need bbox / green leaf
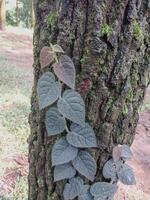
[121,144,132,161]
[118,164,136,185]
[113,145,132,162]
[72,150,97,181]
[45,107,66,136]
[102,159,117,180]
[51,44,64,53]
[63,177,84,200]
[90,182,118,199]
[53,55,75,89]
[67,123,97,148]
[79,191,93,200]
[57,90,85,126]
[112,146,122,162]
[37,72,60,109]
[54,163,76,182]
[79,185,93,200]
[52,137,78,166]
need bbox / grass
[115,185,150,200]
[0,58,32,154]
[0,57,32,199]
[141,101,150,111]
[12,177,28,200]
[0,177,28,200]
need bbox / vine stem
[54,53,59,63]
[65,125,71,134]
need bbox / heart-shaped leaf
[102,159,117,180]
[121,144,132,161]
[51,44,64,53]
[72,150,97,181]
[63,177,84,200]
[53,55,75,89]
[112,146,122,162]
[90,182,118,199]
[37,72,60,109]
[80,185,90,194]
[113,145,132,162]
[79,185,93,200]
[79,191,93,200]
[54,163,76,182]
[67,123,97,148]
[40,46,54,68]
[103,159,123,181]
[118,164,136,185]
[52,137,78,166]
[45,107,66,136]
[57,90,85,126]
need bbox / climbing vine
[37,45,136,200]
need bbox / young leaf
[54,163,76,182]
[117,164,136,185]
[113,145,132,162]
[40,46,54,68]
[57,90,85,126]
[121,144,132,161]
[51,44,64,53]
[63,177,84,200]
[53,55,75,89]
[90,182,118,199]
[52,137,78,166]
[37,72,60,109]
[112,146,122,162]
[102,159,117,180]
[72,150,97,181]
[45,107,66,136]
[67,123,97,148]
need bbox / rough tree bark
[29,0,150,199]
[31,0,35,27]
[16,0,19,26]
[0,0,5,30]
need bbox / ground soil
[129,109,150,194]
[0,27,33,69]
[0,27,150,199]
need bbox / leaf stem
[65,125,71,134]
[54,53,59,63]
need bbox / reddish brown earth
[0,28,150,199]
[0,155,28,196]
[129,109,150,194]
[0,28,33,69]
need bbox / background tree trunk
[29,0,150,199]
[0,0,5,30]
[16,0,19,26]
[31,0,35,28]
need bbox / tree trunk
[0,0,5,30]
[31,0,35,28]
[16,0,19,26]
[29,0,150,199]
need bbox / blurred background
[5,0,34,29]
[0,0,150,199]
